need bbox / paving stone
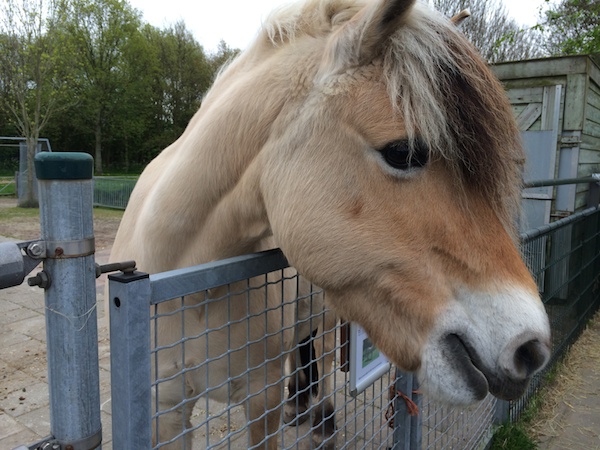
[0,306,41,327]
[0,411,28,440]
[0,426,42,449]
[0,368,39,402]
[0,330,32,348]
[16,405,50,437]
[0,381,49,417]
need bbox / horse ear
[320,0,416,77]
[450,9,470,26]
[357,0,417,62]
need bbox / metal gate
[109,251,400,449]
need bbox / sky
[127,0,549,54]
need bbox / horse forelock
[382,4,523,236]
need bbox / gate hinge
[560,135,581,147]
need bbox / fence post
[34,152,102,449]
[587,176,600,208]
[108,270,152,449]
[494,399,510,426]
[409,376,422,449]
[392,369,419,449]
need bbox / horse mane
[254,0,524,236]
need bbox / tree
[0,0,71,206]
[57,0,142,174]
[431,0,545,63]
[208,40,241,75]
[137,22,216,161]
[541,0,600,55]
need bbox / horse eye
[380,139,428,171]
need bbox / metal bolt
[27,242,44,258]
[27,271,51,289]
[54,247,64,257]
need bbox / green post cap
[35,152,94,180]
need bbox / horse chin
[416,334,489,405]
[441,334,536,402]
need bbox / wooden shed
[492,55,600,229]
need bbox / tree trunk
[94,118,103,175]
[18,137,39,208]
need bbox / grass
[0,203,40,220]
[0,177,16,196]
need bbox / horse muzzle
[441,331,550,401]
[418,286,551,404]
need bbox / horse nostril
[513,339,549,377]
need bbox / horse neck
[134,62,294,268]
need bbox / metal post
[494,399,510,425]
[108,270,152,449]
[392,369,413,450]
[409,376,422,449]
[34,152,102,449]
[587,176,600,208]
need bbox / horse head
[114,0,550,407]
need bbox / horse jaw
[417,286,551,404]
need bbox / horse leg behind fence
[150,277,296,450]
[283,284,337,448]
[311,309,337,447]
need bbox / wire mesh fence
[144,263,398,449]
[108,205,600,449]
[93,176,137,209]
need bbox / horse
[109,0,552,448]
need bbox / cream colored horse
[110,0,551,448]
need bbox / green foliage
[31,0,236,175]
[54,0,145,174]
[542,0,600,55]
[0,0,73,205]
[1,0,239,174]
